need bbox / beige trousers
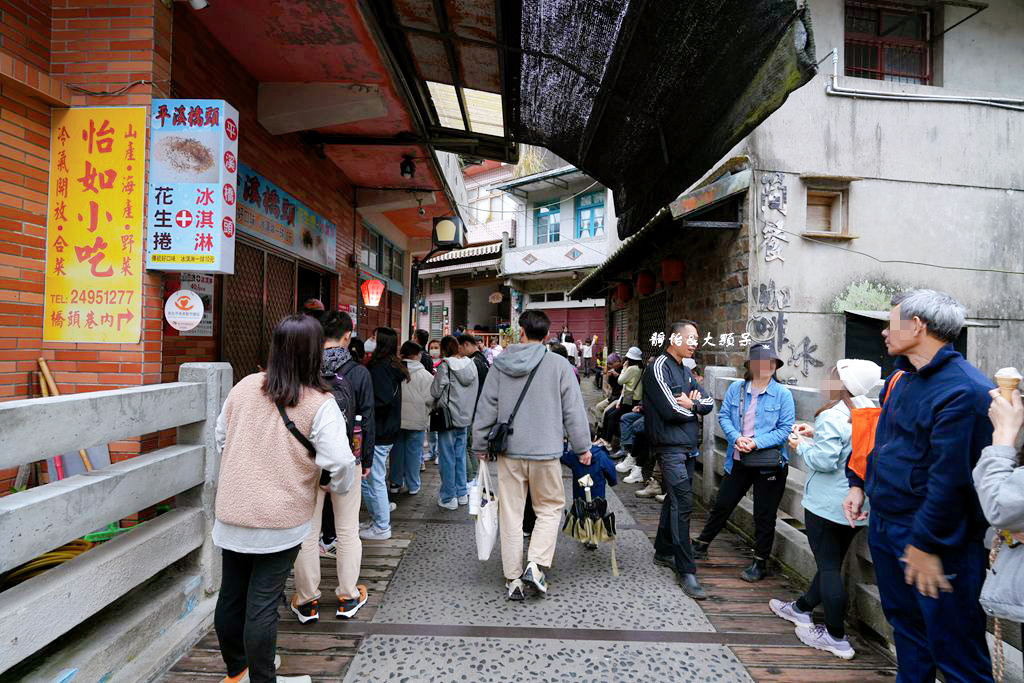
[496,457,565,580]
[293,482,361,604]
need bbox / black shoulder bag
[735,382,785,469]
[485,351,545,461]
[278,403,331,486]
[429,363,454,432]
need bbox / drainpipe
[825,47,1024,111]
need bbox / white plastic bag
[474,465,499,561]
[468,467,484,516]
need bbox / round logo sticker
[175,209,193,228]
[223,183,236,206]
[222,216,235,238]
[225,118,237,141]
[224,150,236,173]
[164,289,204,332]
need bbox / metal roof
[492,166,583,194]
[422,242,501,264]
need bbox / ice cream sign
[145,99,239,274]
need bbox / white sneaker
[636,479,662,497]
[389,501,397,512]
[654,493,666,503]
[277,677,312,683]
[796,624,856,659]
[359,520,373,530]
[623,465,644,484]
[359,525,392,541]
[615,454,636,473]
[769,599,813,628]
[457,495,469,506]
[438,497,458,510]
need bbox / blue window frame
[575,190,605,239]
[534,198,560,244]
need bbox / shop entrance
[221,241,333,382]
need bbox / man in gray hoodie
[473,309,591,601]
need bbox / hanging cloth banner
[44,107,147,343]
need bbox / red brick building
[0,0,470,492]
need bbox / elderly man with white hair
[844,289,995,682]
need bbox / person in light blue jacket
[692,344,795,582]
[769,359,881,661]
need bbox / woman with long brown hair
[213,314,356,683]
[769,359,880,660]
[361,327,408,540]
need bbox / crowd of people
[209,289,1022,683]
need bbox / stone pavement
[166,371,899,682]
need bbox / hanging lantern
[661,257,684,284]
[615,281,632,303]
[360,279,386,307]
[488,291,503,304]
[637,269,656,296]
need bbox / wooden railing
[0,362,231,681]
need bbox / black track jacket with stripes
[641,352,713,453]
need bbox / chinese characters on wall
[146,99,239,274]
[44,108,146,343]
[759,172,789,263]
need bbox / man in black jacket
[643,320,713,600]
[415,329,435,375]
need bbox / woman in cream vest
[213,314,356,683]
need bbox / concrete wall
[727,0,1024,385]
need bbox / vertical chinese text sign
[44,107,147,343]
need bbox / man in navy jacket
[845,289,993,683]
[644,320,713,600]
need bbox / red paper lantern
[615,281,632,303]
[360,279,386,307]
[661,257,684,284]
[637,270,656,296]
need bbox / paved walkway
[165,373,899,681]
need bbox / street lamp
[409,215,466,334]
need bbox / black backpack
[328,362,357,440]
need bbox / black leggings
[796,510,861,638]
[697,462,788,559]
[601,403,629,442]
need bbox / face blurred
[883,304,921,356]
[751,358,776,379]
[821,374,845,400]
[461,342,476,356]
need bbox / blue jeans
[620,412,644,449]
[437,428,468,504]
[361,444,392,530]
[869,514,992,683]
[425,431,438,461]
[392,429,424,493]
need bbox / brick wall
[606,202,752,374]
[0,1,50,73]
[0,0,171,494]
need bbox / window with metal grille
[611,308,628,355]
[638,292,667,359]
[845,3,931,85]
[429,302,444,340]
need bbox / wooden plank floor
[615,478,899,680]
[165,402,898,683]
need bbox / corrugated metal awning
[419,258,501,277]
[422,242,501,264]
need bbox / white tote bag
[474,465,499,561]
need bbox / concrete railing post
[177,362,233,595]
[701,366,737,505]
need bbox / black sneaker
[336,585,368,619]
[290,598,319,624]
[521,561,548,594]
[506,578,526,601]
[653,553,675,569]
[691,539,709,560]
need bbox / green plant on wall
[831,280,903,313]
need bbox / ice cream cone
[994,367,1022,401]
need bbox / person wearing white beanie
[768,358,881,661]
